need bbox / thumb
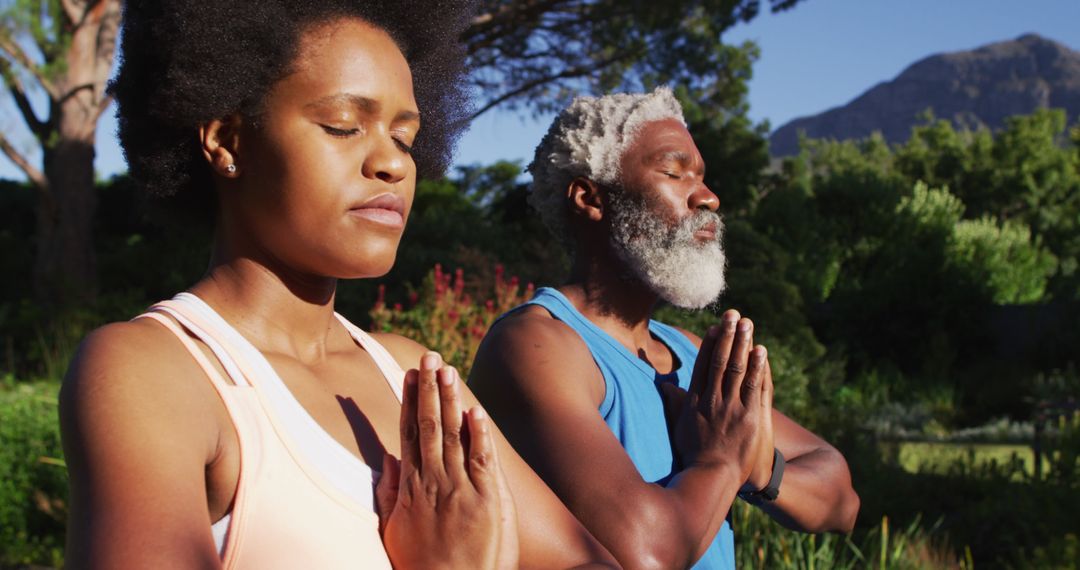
[375,453,401,536]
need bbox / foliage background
[1,1,1079,567]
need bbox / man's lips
[349,193,405,228]
[694,221,718,240]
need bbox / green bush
[0,379,66,567]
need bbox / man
[470,88,859,570]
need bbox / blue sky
[2,0,1079,181]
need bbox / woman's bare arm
[61,320,225,569]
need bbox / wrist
[739,448,785,505]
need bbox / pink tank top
[136,292,401,569]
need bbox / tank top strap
[135,311,242,392]
[333,314,404,402]
[149,299,255,388]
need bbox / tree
[1,0,802,310]
[463,0,804,118]
[0,0,120,306]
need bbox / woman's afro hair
[111,0,474,212]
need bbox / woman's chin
[336,256,397,280]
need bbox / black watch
[739,448,785,505]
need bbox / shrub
[0,379,66,567]
[369,264,533,377]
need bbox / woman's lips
[349,193,405,229]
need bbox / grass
[891,442,1049,480]
[732,502,971,570]
[0,380,66,568]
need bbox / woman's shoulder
[367,331,426,371]
[67,317,189,386]
[61,317,222,449]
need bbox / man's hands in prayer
[661,310,774,488]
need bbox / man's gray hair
[527,87,685,250]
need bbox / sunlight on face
[222,18,420,280]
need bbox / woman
[59,1,615,568]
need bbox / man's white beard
[608,191,727,309]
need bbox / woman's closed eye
[320,123,413,155]
[321,124,362,138]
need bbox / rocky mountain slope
[769,34,1080,156]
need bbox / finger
[688,324,720,399]
[702,310,740,409]
[761,356,776,445]
[762,354,774,410]
[740,345,767,410]
[466,405,498,495]
[398,369,421,479]
[374,454,401,536]
[417,351,445,478]
[719,317,754,405]
[439,365,468,484]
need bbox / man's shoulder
[472,304,602,400]
[487,304,587,352]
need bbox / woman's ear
[199,115,244,178]
[566,177,606,222]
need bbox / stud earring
[226,164,236,174]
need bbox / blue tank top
[516,287,735,570]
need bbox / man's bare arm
[470,310,764,570]
[753,409,860,532]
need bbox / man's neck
[560,251,665,360]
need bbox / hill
[769,34,1080,156]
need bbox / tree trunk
[30,0,120,308]
[35,137,97,305]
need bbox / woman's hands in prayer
[377,352,518,570]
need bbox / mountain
[769,34,1080,156]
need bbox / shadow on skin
[336,395,388,467]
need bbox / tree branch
[0,34,58,99]
[60,0,89,27]
[92,92,113,124]
[470,50,637,120]
[464,0,576,55]
[0,58,49,140]
[0,130,48,192]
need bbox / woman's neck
[189,246,341,365]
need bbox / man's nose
[689,184,719,212]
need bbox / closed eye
[663,171,681,179]
[321,124,360,138]
[394,138,413,154]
